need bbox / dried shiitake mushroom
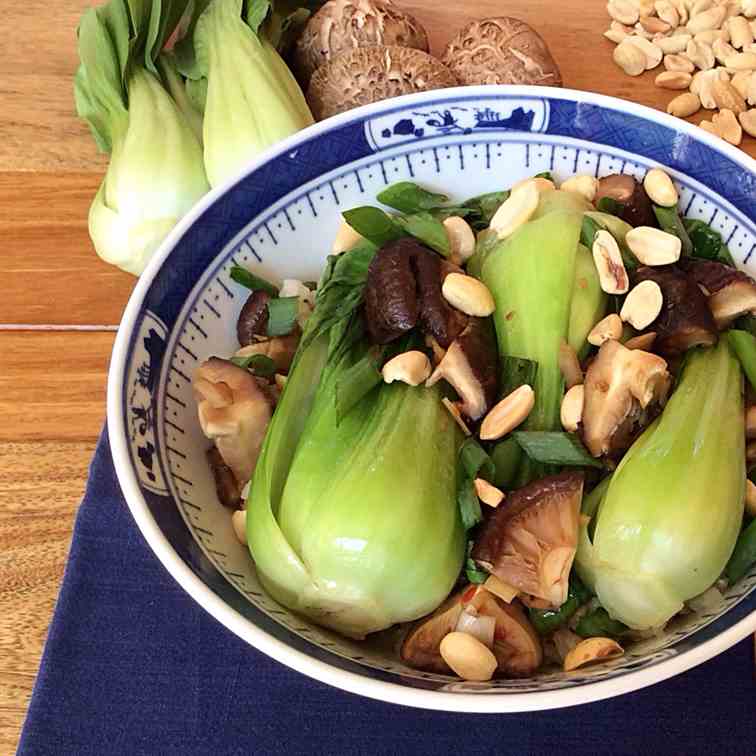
[293,0,429,85]
[307,45,458,120]
[441,17,562,87]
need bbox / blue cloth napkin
[18,430,756,756]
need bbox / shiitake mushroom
[441,17,562,87]
[294,0,430,86]
[306,46,458,120]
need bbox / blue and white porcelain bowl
[108,86,756,712]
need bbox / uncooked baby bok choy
[176,0,315,188]
[246,242,466,638]
[75,0,210,274]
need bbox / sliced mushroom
[426,317,498,420]
[632,266,718,355]
[237,290,271,347]
[194,358,273,494]
[206,445,241,509]
[400,585,542,677]
[679,258,756,328]
[234,332,300,373]
[582,340,670,457]
[595,174,657,229]
[472,591,542,677]
[400,591,465,673]
[472,471,584,608]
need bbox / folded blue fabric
[18,429,755,756]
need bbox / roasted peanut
[560,384,585,432]
[588,313,624,346]
[664,53,696,71]
[613,39,649,74]
[667,91,702,116]
[620,280,664,329]
[443,216,476,264]
[592,230,630,294]
[739,107,756,136]
[643,168,679,206]
[560,174,600,202]
[564,637,624,672]
[442,273,496,317]
[655,70,693,87]
[232,509,247,545]
[713,107,744,143]
[626,226,682,265]
[474,478,505,507]
[382,351,432,386]
[490,179,539,239]
[479,385,535,441]
[440,632,498,682]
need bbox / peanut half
[442,273,496,317]
[382,351,432,386]
[560,174,600,202]
[474,478,505,508]
[655,70,693,88]
[620,280,664,330]
[667,91,701,116]
[626,226,682,265]
[479,385,535,441]
[643,168,679,206]
[592,230,630,294]
[739,108,756,136]
[560,384,585,432]
[588,313,624,346]
[443,216,476,264]
[490,179,539,239]
[440,632,498,682]
[664,53,695,72]
[613,39,649,74]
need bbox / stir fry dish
[193,168,756,681]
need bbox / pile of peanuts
[605,0,756,145]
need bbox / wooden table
[1,1,754,750]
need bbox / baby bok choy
[479,189,589,481]
[246,245,466,638]
[75,0,210,274]
[576,341,745,630]
[178,0,315,188]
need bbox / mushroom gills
[581,340,671,457]
[472,471,584,608]
[193,358,274,495]
[426,317,498,420]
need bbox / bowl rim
[107,84,756,712]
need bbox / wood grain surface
[1,1,754,751]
